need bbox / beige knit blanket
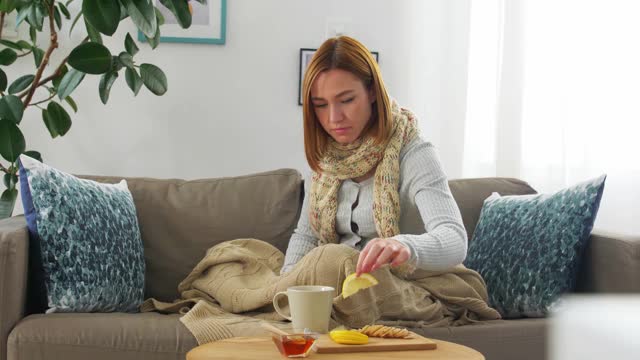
[141,239,501,345]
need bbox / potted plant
[0,0,204,218]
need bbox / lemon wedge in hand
[341,273,379,299]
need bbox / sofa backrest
[448,177,537,242]
[84,169,303,302]
[86,171,536,302]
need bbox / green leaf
[119,2,128,20]
[125,67,142,95]
[125,33,139,56]
[53,6,62,30]
[121,0,157,38]
[144,23,160,50]
[3,173,18,189]
[52,65,69,89]
[16,40,32,50]
[23,150,42,162]
[159,0,192,28]
[35,3,45,30]
[0,189,17,202]
[118,52,134,68]
[83,0,121,36]
[27,3,44,31]
[154,6,165,26]
[69,10,83,36]
[111,55,123,72]
[58,2,71,19]
[42,102,72,138]
[0,95,25,124]
[140,63,167,95]
[0,69,6,92]
[57,68,85,100]
[0,0,18,12]
[64,95,78,113]
[68,42,112,74]
[29,26,37,43]
[41,109,52,136]
[0,189,18,220]
[85,17,103,44]
[0,39,22,51]
[99,71,118,104]
[27,5,38,29]
[32,47,45,67]
[0,119,26,162]
[0,48,18,66]
[8,74,35,94]
[16,5,31,28]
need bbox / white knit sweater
[281,137,468,274]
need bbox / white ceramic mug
[273,285,334,333]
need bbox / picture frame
[298,48,379,106]
[138,0,227,45]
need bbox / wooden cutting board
[314,332,437,353]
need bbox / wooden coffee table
[186,336,484,359]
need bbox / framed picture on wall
[138,0,227,45]
[298,48,379,106]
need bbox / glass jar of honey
[271,333,318,358]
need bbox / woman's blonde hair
[302,36,393,173]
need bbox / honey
[272,334,317,358]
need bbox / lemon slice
[341,273,379,299]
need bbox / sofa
[1,168,638,360]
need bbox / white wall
[4,0,472,208]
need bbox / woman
[142,37,498,334]
[281,36,468,278]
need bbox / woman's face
[310,69,375,145]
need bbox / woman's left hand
[356,238,411,276]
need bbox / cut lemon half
[341,273,379,299]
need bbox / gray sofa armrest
[0,216,28,360]
[576,229,640,293]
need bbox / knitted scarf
[310,100,419,245]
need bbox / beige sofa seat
[8,313,196,360]
[9,315,547,360]
[418,318,546,360]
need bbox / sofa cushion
[7,313,197,360]
[83,169,303,302]
[448,177,537,242]
[465,175,606,318]
[18,155,145,313]
[417,318,547,360]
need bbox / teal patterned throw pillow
[18,155,145,313]
[465,175,606,318]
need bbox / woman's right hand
[355,237,411,276]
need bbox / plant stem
[17,49,35,58]
[18,55,66,99]
[23,3,59,107]
[18,36,89,100]
[29,92,56,107]
[0,162,8,174]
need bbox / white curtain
[463,0,640,235]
